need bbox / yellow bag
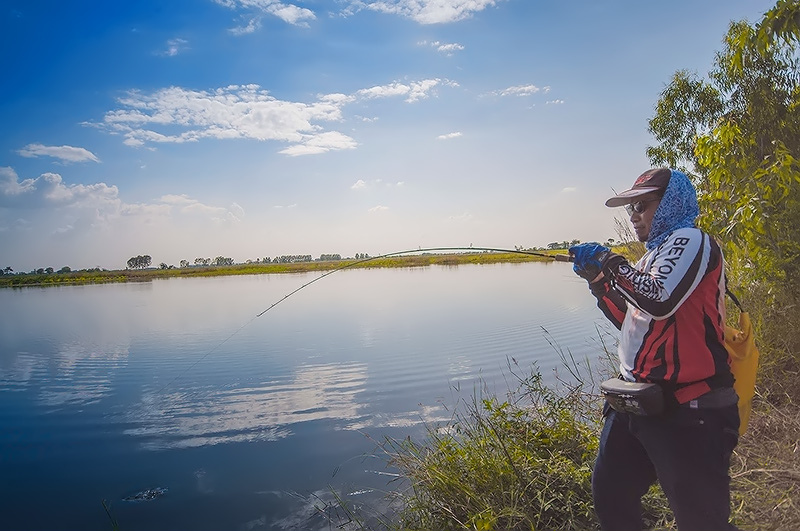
[724,290,759,436]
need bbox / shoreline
[0,251,560,289]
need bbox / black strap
[725,287,744,312]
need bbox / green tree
[647,4,800,295]
[127,255,152,269]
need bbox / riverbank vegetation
[0,249,561,288]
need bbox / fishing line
[154,246,572,396]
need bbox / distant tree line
[0,265,93,276]
[5,242,622,276]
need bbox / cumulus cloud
[351,179,367,189]
[437,132,462,140]
[546,99,565,105]
[437,42,464,54]
[355,0,503,24]
[214,0,316,27]
[0,168,117,210]
[493,84,550,97]
[357,79,447,103]
[0,167,242,236]
[94,80,448,155]
[419,40,464,55]
[17,143,100,163]
[278,131,358,156]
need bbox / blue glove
[569,242,610,281]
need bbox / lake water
[0,262,613,530]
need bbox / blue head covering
[646,169,699,250]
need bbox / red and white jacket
[590,228,734,404]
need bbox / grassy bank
[0,250,557,288]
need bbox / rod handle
[553,254,574,262]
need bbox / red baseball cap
[605,168,671,207]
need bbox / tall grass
[366,352,675,531]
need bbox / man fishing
[569,168,740,530]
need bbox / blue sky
[0,0,774,271]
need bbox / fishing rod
[255,246,572,318]
[156,246,572,393]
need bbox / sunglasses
[624,200,658,216]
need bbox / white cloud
[230,202,245,219]
[159,194,197,206]
[351,178,399,189]
[95,80,448,155]
[1,169,118,210]
[229,16,262,35]
[214,0,316,27]
[160,38,189,56]
[437,131,462,140]
[356,0,503,24]
[0,168,241,234]
[368,205,388,212]
[279,130,358,156]
[1,167,36,196]
[437,42,464,54]
[17,143,100,163]
[420,40,464,55]
[546,99,565,105]
[561,187,576,193]
[357,78,445,103]
[493,84,550,97]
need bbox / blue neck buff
[646,170,699,250]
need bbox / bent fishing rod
[156,246,573,393]
[256,246,572,317]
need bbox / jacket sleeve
[605,229,711,319]
[588,277,627,330]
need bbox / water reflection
[0,352,39,391]
[0,340,129,407]
[125,362,370,450]
[40,341,129,407]
[0,263,607,531]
